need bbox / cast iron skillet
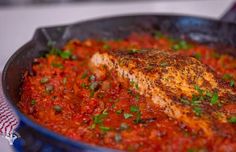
[2,7,236,152]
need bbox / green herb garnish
[228,116,236,124]
[193,107,202,116]
[124,113,133,119]
[116,109,123,114]
[99,126,111,132]
[230,80,235,87]
[81,72,88,79]
[51,62,64,69]
[89,75,96,81]
[223,74,233,80]
[60,50,72,59]
[31,99,36,105]
[194,53,202,60]
[133,111,142,124]
[128,49,139,54]
[160,62,168,67]
[154,31,164,38]
[130,105,139,113]
[103,44,111,50]
[210,92,219,105]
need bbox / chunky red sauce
[19,33,236,151]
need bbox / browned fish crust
[91,48,236,136]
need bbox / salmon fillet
[90,48,236,136]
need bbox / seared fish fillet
[91,49,236,136]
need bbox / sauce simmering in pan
[19,32,236,151]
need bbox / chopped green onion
[124,113,133,119]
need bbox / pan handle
[221,2,236,23]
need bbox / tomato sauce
[19,33,236,151]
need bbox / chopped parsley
[193,107,202,116]
[230,80,235,87]
[172,40,192,51]
[31,99,36,105]
[228,116,236,124]
[128,49,139,54]
[154,31,164,38]
[160,62,168,67]
[133,111,142,124]
[210,92,219,105]
[130,105,139,113]
[60,50,72,59]
[124,113,133,119]
[99,126,111,132]
[116,109,123,114]
[51,62,64,69]
[223,74,233,80]
[194,53,202,60]
[93,110,108,124]
[103,44,111,50]
[81,71,88,79]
